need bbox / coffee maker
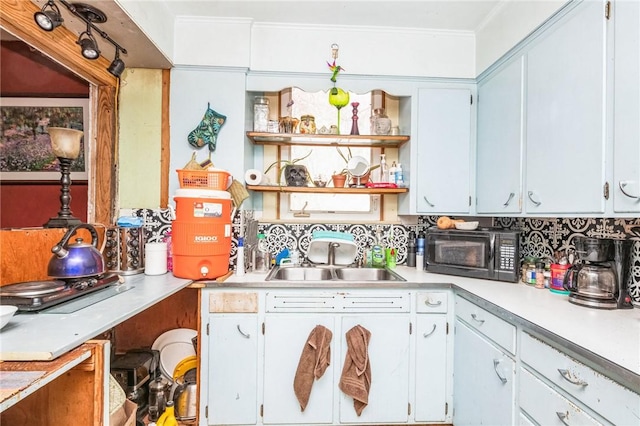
[563,237,634,309]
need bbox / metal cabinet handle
[493,359,508,384]
[470,313,485,325]
[423,324,437,338]
[503,192,515,207]
[423,196,435,207]
[527,191,541,206]
[557,369,588,387]
[424,298,442,307]
[556,411,570,426]
[619,181,640,199]
[237,324,251,339]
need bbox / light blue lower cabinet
[453,319,516,426]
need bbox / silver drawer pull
[237,324,251,339]
[503,192,515,207]
[493,359,508,384]
[556,411,570,426]
[423,324,437,338]
[424,299,442,307]
[470,313,485,325]
[557,369,588,387]
[527,191,542,206]
[423,196,435,207]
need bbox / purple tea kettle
[48,223,106,279]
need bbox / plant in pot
[335,147,379,187]
[264,150,313,187]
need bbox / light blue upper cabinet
[613,0,640,213]
[524,1,607,214]
[525,0,607,214]
[476,58,524,214]
[416,88,472,214]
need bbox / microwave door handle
[489,234,496,261]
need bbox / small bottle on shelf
[395,163,404,187]
[379,154,388,183]
[388,161,397,184]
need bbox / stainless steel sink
[334,267,405,281]
[269,267,333,281]
[265,266,405,282]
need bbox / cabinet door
[263,315,336,424]
[208,315,258,425]
[453,320,515,426]
[338,315,411,424]
[416,88,472,214]
[613,0,640,212]
[525,1,607,214]
[415,314,448,422]
[476,58,523,214]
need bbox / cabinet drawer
[266,292,411,312]
[209,292,258,313]
[266,292,339,312]
[455,295,516,354]
[416,292,448,313]
[520,368,601,426]
[521,332,640,425]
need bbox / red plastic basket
[177,169,230,190]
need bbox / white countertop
[1,266,638,389]
[0,273,192,361]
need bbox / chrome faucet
[327,242,340,265]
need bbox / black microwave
[425,228,521,282]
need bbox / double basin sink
[265,265,406,282]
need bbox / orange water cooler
[172,188,232,280]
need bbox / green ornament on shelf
[328,88,350,134]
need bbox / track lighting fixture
[107,48,125,78]
[33,0,127,77]
[34,0,64,32]
[77,26,100,60]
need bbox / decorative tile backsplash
[131,209,640,305]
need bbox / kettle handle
[563,263,582,292]
[53,223,99,253]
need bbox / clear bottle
[379,154,388,183]
[388,161,397,184]
[395,163,404,187]
[535,261,546,289]
[254,234,271,272]
[253,96,269,132]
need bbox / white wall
[475,0,567,74]
[173,18,476,78]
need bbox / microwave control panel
[498,237,517,271]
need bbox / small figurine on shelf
[350,102,360,135]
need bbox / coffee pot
[563,237,633,309]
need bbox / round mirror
[346,155,370,188]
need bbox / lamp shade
[48,127,83,159]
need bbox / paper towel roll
[245,169,268,185]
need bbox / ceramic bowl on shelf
[455,221,479,230]
[0,305,18,330]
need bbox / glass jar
[522,256,538,285]
[299,115,316,134]
[372,108,392,135]
[253,96,269,132]
[535,261,546,289]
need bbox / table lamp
[43,127,84,228]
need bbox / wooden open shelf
[247,185,408,194]
[246,132,410,148]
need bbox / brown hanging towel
[339,324,372,416]
[293,324,333,411]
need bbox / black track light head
[34,0,63,32]
[107,49,125,78]
[77,27,100,60]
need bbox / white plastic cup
[145,242,168,275]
